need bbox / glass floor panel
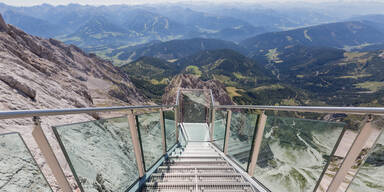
[182,123,210,141]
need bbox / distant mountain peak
[0,14,9,32]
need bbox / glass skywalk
[0,88,383,192]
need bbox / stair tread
[144,140,257,192]
[151,173,243,176]
[166,159,227,162]
[145,182,252,186]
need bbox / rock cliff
[162,74,234,105]
[0,14,146,191]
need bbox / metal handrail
[0,105,175,119]
[214,105,384,114]
[3,104,382,120]
[2,87,383,192]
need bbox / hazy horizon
[0,0,383,6]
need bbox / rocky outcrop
[162,74,234,105]
[0,14,8,32]
[0,14,147,191]
[0,74,36,101]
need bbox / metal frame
[175,106,180,143]
[32,117,73,192]
[128,112,145,177]
[210,108,215,142]
[223,110,232,154]
[345,125,384,192]
[2,88,384,192]
[327,116,379,192]
[313,123,348,192]
[247,112,267,176]
[214,105,384,114]
[160,109,167,154]
[0,105,174,119]
[209,89,215,107]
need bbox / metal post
[223,110,232,154]
[128,112,145,177]
[210,108,216,142]
[209,89,215,127]
[247,112,267,176]
[32,117,73,192]
[160,109,166,154]
[175,106,179,143]
[209,89,215,106]
[327,116,377,192]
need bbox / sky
[0,0,381,6]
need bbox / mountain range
[109,38,246,63]
[1,2,384,108]
[241,21,384,57]
[3,2,378,52]
[116,19,384,107]
[1,3,384,192]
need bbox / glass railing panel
[346,118,384,192]
[252,112,345,192]
[213,109,227,151]
[317,114,368,192]
[227,110,258,169]
[136,112,163,171]
[347,131,384,192]
[181,90,210,123]
[179,127,187,147]
[0,132,52,192]
[164,110,177,151]
[53,116,138,192]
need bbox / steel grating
[142,142,257,192]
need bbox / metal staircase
[1,88,383,192]
[142,142,257,192]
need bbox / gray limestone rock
[0,133,51,192]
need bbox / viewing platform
[0,89,383,192]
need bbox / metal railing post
[160,109,166,154]
[327,116,377,192]
[247,111,267,176]
[175,106,179,143]
[210,108,215,142]
[31,116,73,192]
[128,112,145,177]
[209,89,215,107]
[223,110,232,154]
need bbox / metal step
[179,153,220,157]
[156,166,236,174]
[182,149,216,153]
[149,173,244,182]
[163,160,228,166]
[143,140,258,192]
[170,155,221,158]
[168,156,223,161]
[142,182,255,192]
